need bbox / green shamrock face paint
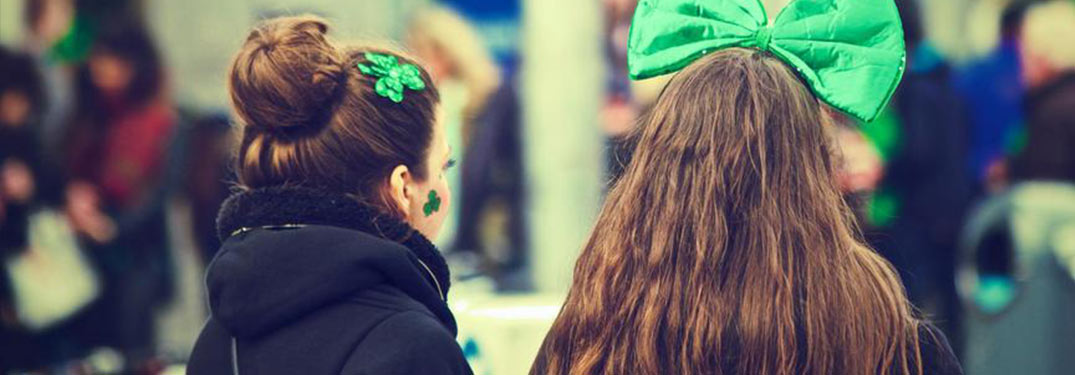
[423,190,442,217]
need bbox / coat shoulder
[918,323,963,375]
[341,309,472,375]
[187,285,455,375]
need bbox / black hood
[207,186,454,338]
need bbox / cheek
[436,175,452,212]
[407,177,451,239]
[413,176,450,219]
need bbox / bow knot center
[754,26,773,51]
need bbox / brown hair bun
[228,15,345,133]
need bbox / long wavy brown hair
[531,48,925,375]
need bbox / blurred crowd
[1,0,1074,374]
[1,1,209,372]
[0,0,531,372]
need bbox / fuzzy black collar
[216,186,451,297]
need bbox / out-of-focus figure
[181,113,232,264]
[0,44,93,374]
[601,0,639,182]
[854,0,973,351]
[1010,0,1075,182]
[956,1,1031,194]
[61,17,179,372]
[21,0,79,164]
[408,6,528,290]
[0,49,49,234]
[960,2,1075,374]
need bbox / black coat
[187,187,472,375]
[1013,71,1075,182]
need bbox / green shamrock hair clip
[357,52,426,103]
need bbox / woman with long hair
[530,0,963,374]
[187,16,471,374]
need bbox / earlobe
[388,165,412,217]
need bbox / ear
[387,164,415,218]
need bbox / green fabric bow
[628,0,906,123]
[357,52,427,103]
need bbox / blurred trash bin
[959,182,1075,375]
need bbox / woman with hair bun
[187,16,471,375]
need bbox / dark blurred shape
[0,48,46,142]
[61,16,180,371]
[0,45,92,374]
[0,51,47,116]
[960,3,1075,374]
[956,0,1033,190]
[455,80,527,284]
[1010,71,1075,181]
[1010,0,1075,182]
[0,45,46,372]
[0,47,47,254]
[893,0,922,52]
[1001,1,1033,40]
[74,20,164,119]
[602,0,640,184]
[862,0,973,354]
[181,112,233,263]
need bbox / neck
[216,185,453,298]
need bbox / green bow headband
[357,52,427,103]
[628,0,906,123]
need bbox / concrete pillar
[0,0,23,46]
[521,0,605,294]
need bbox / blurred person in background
[188,16,471,375]
[1,45,102,374]
[0,48,49,254]
[408,6,528,290]
[858,0,974,350]
[957,3,1075,373]
[21,0,79,165]
[61,17,178,372]
[0,45,71,373]
[1010,0,1075,181]
[181,113,233,264]
[956,0,1033,194]
[22,0,75,58]
[602,0,640,182]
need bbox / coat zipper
[415,258,445,301]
